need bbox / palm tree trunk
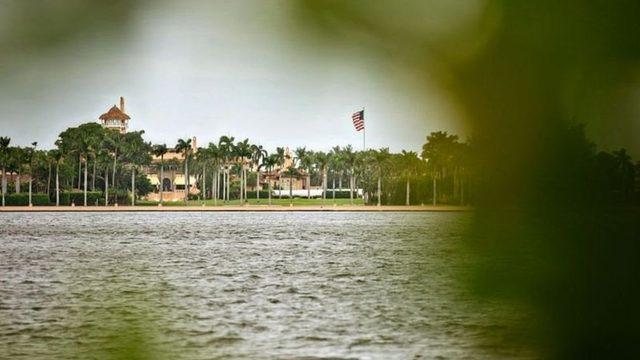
[432,174,437,206]
[332,176,336,201]
[222,170,226,202]
[16,173,20,193]
[131,166,136,206]
[184,159,188,204]
[47,162,52,196]
[202,164,206,202]
[1,167,5,206]
[55,163,59,206]
[160,158,164,204]
[322,170,327,205]
[77,154,81,190]
[226,169,230,202]
[28,165,32,206]
[105,168,109,206]
[377,174,381,207]
[349,173,353,205]
[460,175,465,205]
[339,174,342,191]
[92,156,96,191]
[256,170,261,203]
[289,174,293,205]
[83,159,88,206]
[112,150,117,189]
[268,175,272,205]
[406,178,411,206]
[307,174,311,199]
[212,168,217,206]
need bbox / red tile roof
[99,105,130,121]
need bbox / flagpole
[362,107,366,151]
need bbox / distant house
[98,97,199,201]
[98,97,130,134]
[96,97,317,200]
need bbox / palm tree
[235,139,253,204]
[329,146,343,202]
[422,131,459,205]
[275,147,286,199]
[0,137,10,207]
[195,147,208,202]
[105,131,124,193]
[49,149,63,206]
[251,144,267,203]
[262,154,278,205]
[124,131,151,206]
[341,145,356,205]
[399,150,421,206]
[26,142,37,206]
[207,143,222,206]
[175,138,193,205]
[371,148,390,206]
[295,147,314,199]
[314,151,329,204]
[153,144,169,204]
[218,136,235,203]
[283,166,300,206]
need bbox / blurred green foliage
[294,0,640,357]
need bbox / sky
[0,1,463,154]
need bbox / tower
[99,96,130,134]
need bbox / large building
[98,97,199,201]
[97,97,315,200]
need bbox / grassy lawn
[137,198,365,207]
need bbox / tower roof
[99,105,130,121]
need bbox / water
[0,212,509,359]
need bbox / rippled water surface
[0,212,506,359]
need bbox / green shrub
[60,191,102,206]
[107,189,130,205]
[325,190,356,199]
[4,193,50,206]
[246,190,270,199]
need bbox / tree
[207,142,222,205]
[234,139,253,204]
[25,142,37,206]
[329,146,343,202]
[218,136,235,203]
[153,144,168,204]
[422,131,459,205]
[295,147,314,199]
[283,166,300,206]
[314,151,329,204]
[275,147,286,199]
[251,144,267,203]
[341,145,357,204]
[123,131,151,206]
[0,137,10,206]
[399,150,422,206]
[175,138,193,204]
[262,154,278,205]
[49,149,64,206]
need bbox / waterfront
[0,212,513,359]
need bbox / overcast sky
[0,1,462,153]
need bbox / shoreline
[0,205,471,213]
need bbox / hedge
[2,193,50,206]
[60,191,102,206]
[324,190,356,199]
[246,190,271,199]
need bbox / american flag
[352,110,364,132]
